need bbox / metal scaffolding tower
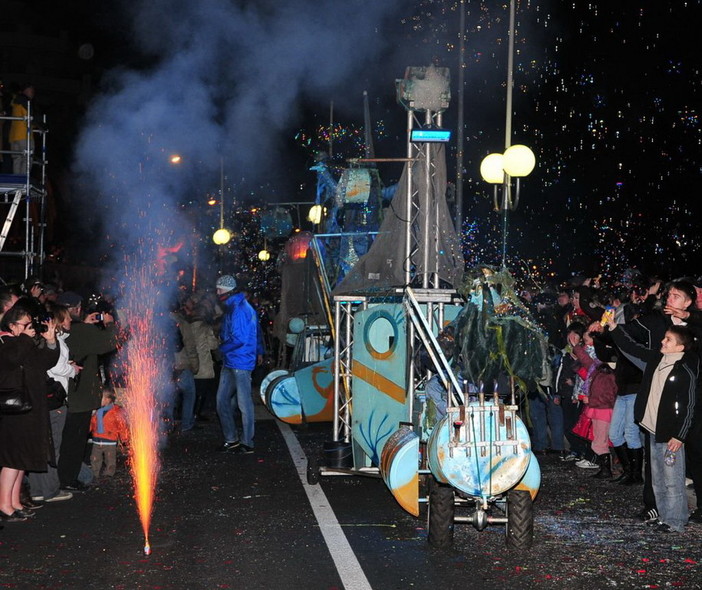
[0,99,48,283]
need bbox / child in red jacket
[573,323,618,478]
[89,387,129,479]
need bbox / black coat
[0,333,59,471]
[611,326,698,444]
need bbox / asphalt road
[1,404,701,589]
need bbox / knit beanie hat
[216,275,237,293]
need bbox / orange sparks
[121,266,166,552]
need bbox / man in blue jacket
[215,275,259,454]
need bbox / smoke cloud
[73,0,406,242]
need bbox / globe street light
[480,145,535,267]
[211,157,231,245]
[213,228,232,245]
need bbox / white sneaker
[31,495,44,502]
[575,458,599,469]
[45,491,73,502]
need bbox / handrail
[404,287,464,406]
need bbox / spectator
[171,299,199,432]
[215,275,260,454]
[556,322,589,462]
[27,303,78,504]
[573,322,618,478]
[56,291,119,492]
[9,83,35,175]
[89,386,129,479]
[619,279,697,523]
[185,292,219,421]
[608,318,698,533]
[0,304,59,522]
[0,287,19,323]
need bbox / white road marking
[277,421,372,590]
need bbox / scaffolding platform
[0,99,48,282]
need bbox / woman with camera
[26,303,81,504]
[0,303,59,522]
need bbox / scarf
[96,403,114,434]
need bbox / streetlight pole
[479,1,535,270]
[501,0,517,268]
[455,0,466,234]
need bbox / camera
[32,311,53,334]
[94,313,104,322]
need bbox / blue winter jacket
[219,292,259,371]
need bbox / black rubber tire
[427,479,455,548]
[505,489,534,549]
[306,456,319,486]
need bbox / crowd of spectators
[523,271,702,533]
[0,275,226,527]
[2,267,700,536]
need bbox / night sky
[27,1,701,281]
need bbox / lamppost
[479,0,536,269]
[212,157,231,246]
[480,145,535,267]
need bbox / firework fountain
[120,263,169,556]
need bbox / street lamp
[479,0,536,268]
[213,228,232,245]
[212,157,231,245]
[480,144,535,267]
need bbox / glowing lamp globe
[212,228,231,245]
[503,144,536,177]
[308,204,323,225]
[258,249,271,261]
[480,153,505,184]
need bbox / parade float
[262,66,546,549]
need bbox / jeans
[649,439,688,532]
[28,407,67,499]
[608,394,642,448]
[177,369,197,431]
[216,367,254,447]
[529,391,564,451]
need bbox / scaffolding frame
[0,98,48,283]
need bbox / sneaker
[575,458,599,469]
[689,509,702,524]
[236,444,254,455]
[654,520,671,533]
[0,511,27,523]
[218,441,240,452]
[561,452,580,462]
[30,495,44,502]
[45,491,73,503]
[641,508,659,524]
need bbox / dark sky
[22,1,702,280]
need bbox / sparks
[121,263,166,558]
